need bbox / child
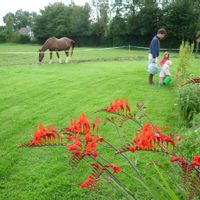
[159,60,172,86]
[160,51,170,67]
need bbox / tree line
[0,0,200,47]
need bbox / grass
[0,43,199,200]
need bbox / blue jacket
[149,36,160,58]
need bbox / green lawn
[0,44,199,200]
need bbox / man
[148,28,167,84]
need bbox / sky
[0,0,89,25]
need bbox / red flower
[86,135,98,157]
[107,164,121,173]
[64,113,99,136]
[21,123,60,147]
[125,123,175,154]
[170,156,186,164]
[129,145,138,153]
[67,139,82,154]
[80,176,94,188]
[106,98,131,114]
[191,155,200,166]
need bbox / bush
[13,34,31,44]
[177,84,200,126]
[0,30,7,43]
[177,41,194,80]
[179,126,200,160]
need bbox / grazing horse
[38,37,75,64]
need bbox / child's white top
[159,62,171,77]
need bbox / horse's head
[38,49,44,62]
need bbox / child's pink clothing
[160,57,169,66]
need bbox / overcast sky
[0,0,89,25]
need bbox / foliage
[33,2,91,44]
[2,0,200,46]
[162,0,198,45]
[19,97,200,199]
[177,41,194,78]
[0,27,7,42]
[14,10,36,30]
[13,34,31,44]
[108,11,128,46]
[3,12,15,42]
[177,83,200,126]
[179,126,200,160]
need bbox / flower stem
[92,157,138,200]
[104,141,143,180]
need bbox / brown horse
[38,37,75,64]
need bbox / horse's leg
[49,51,53,64]
[65,49,69,63]
[56,52,61,63]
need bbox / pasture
[0,44,199,200]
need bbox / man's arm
[151,39,159,59]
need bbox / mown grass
[0,43,199,200]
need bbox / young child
[159,60,172,86]
[160,51,170,67]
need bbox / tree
[33,2,91,44]
[162,0,198,46]
[127,2,162,45]
[108,10,128,45]
[90,0,110,44]
[3,12,15,42]
[14,10,36,30]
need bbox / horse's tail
[70,40,75,57]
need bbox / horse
[38,37,75,64]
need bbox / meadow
[0,43,199,200]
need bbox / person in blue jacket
[148,28,167,84]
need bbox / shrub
[179,126,200,160]
[14,34,31,44]
[177,83,200,126]
[0,30,7,43]
[177,41,194,80]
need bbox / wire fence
[0,45,180,67]
[0,45,180,55]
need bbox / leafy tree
[162,0,198,46]
[33,2,91,44]
[14,10,36,30]
[108,10,128,45]
[68,3,91,38]
[127,2,162,45]
[0,26,7,42]
[3,12,15,42]
[90,0,110,44]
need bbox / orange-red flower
[191,156,200,166]
[21,123,60,147]
[125,123,175,154]
[107,98,131,114]
[80,176,94,188]
[67,139,82,154]
[106,164,121,173]
[170,156,186,163]
[63,113,100,136]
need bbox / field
[0,44,199,200]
